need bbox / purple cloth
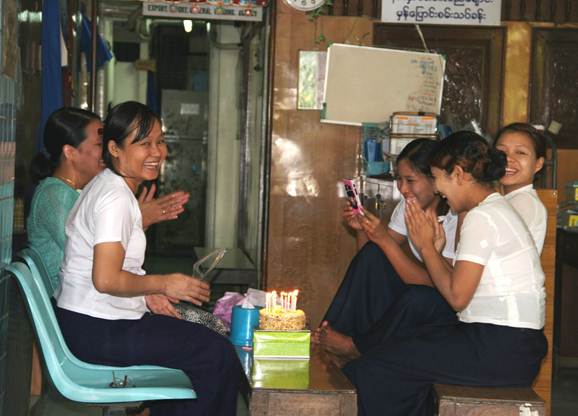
[213,292,245,330]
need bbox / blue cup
[229,306,261,347]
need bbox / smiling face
[71,120,104,188]
[395,159,437,210]
[495,131,544,193]
[430,166,462,213]
[109,119,167,192]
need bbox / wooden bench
[436,189,557,416]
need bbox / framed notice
[298,51,327,110]
[322,44,445,126]
[381,0,502,26]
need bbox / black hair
[397,138,449,215]
[30,107,101,183]
[102,101,161,175]
[430,131,506,185]
[396,138,438,177]
[494,122,547,160]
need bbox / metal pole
[89,0,98,111]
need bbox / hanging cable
[414,24,429,53]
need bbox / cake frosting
[259,306,306,330]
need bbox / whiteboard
[322,44,445,126]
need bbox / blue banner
[39,0,63,150]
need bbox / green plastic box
[251,359,310,389]
[253,330,311,359]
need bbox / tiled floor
[29,363,578,415]
[29,393,249,415]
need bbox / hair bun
[30,151,56,183]
[484,148,506,181]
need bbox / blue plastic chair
[5,260,196,405]
[18,246,58,297]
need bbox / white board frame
[321,44,445,126]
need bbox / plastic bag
[213,292,245,330]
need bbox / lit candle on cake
[291,289,299,311]
[259,289,306,330]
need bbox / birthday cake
[254,290,310,358]
[259,290,306,330]
[259,306,306,331]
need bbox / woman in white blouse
[341,131,547,416]
[55,102,240,416]
[494,122,547,253]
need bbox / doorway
[98,1,271,281]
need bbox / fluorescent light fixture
[183,19,193,33]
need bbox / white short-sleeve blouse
[456,193,545,330]
[505,184,547,254]
[56,169,148,320]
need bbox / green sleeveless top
[27,177,79,296]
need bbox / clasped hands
[404,199,446,255]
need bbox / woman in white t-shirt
[54,102,240,416]
[316,139,459,356]
[341,131,547,416]
[494,122,547,253]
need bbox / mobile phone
[343,179,365,215]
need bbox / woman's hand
[343,202,364,231]
[163,273,211,306]
[405,200,434,252]
[145,294,182,319]
[430,211,447,254]
[358,211,389,244]
[138,183,190,229]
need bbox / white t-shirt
[456,193,545,330]
[56,169,148,320]
[388,198,458,261]
[505,184,547,254]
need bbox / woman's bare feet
[311,322,325,345]
[315,321,361,361]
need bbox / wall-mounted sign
[143,1,264,22]
[381,0,502,26]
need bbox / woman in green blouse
[28,107,189,296]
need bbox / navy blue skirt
[343,321,547,416]
[55,307,241,416]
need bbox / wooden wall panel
[537,0,553,21]
[530,28,578,149]
[533,189,558,415]
[553,0,568,22]
[373,24,505,136]
[502,22,531,124]
[267,6,373,327]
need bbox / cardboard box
[252,359,310,389]
[253,330,311,359]
[391,112,437,135]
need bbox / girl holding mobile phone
[314,139,459,354]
